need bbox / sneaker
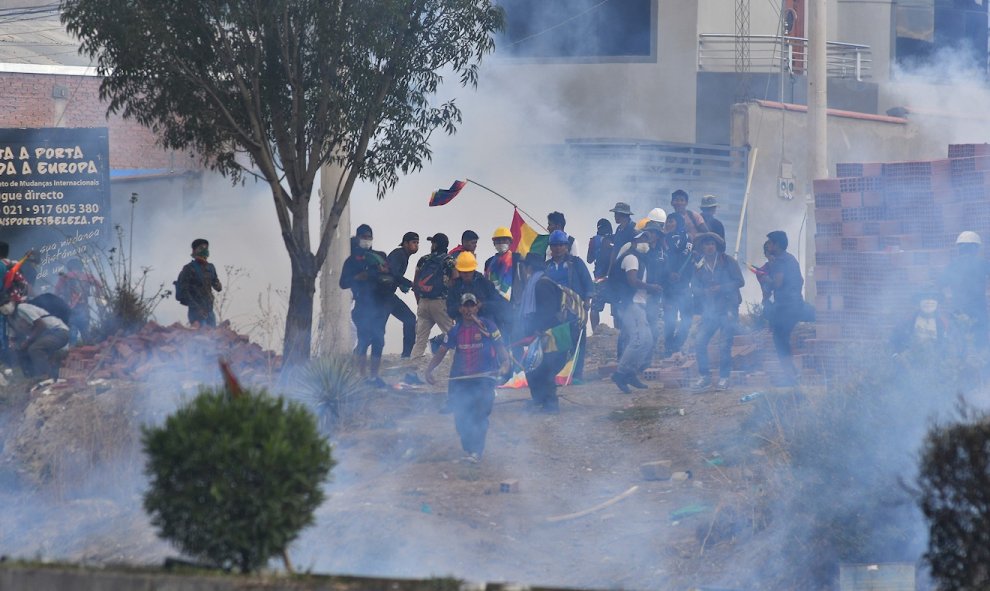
[716,378,730,391]
[691,377,712,392]
[627,375,649,389]
[367,376,388,389]
[462,452,480,464]
[403,373,425,385]
[611,372,632,394]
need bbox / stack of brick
[812,143,990,374]
[59,321,278,385]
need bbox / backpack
[605,247,645,305]
[173,277,189,306]
[174,262,204,306]
[28,293,72,325]
[414,253,450,298]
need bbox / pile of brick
[60,321,278,384]
[811,143,990,373]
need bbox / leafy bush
[142,386,334,572]
[917,405,990,591]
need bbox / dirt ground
[0,330,796,590]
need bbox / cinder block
[499,479,520,493]
[639,460,673,481]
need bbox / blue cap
[549,230,569,245]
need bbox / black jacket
[447,272,509,328]
[177,259,221,312]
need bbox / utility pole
[318,163,353,357]
[734,0,751,102]
[805,0,827,302]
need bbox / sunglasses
[462,301,478,308]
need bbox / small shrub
[142,385,334,572]
[90,220,171,339]
[917,405,990,591]
[297,356,370,434]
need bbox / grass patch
[607,406,682,422]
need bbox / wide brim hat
[609,202,634,216]
[694,232,725,248]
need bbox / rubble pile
[60,321,279,384]
[811,143,990,374]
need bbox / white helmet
[648,207,667,224]
[957,231,982,245]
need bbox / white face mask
[635,243,650,254]
[495,243,510,254]
[0,302,14,315]
[359,239,373,250]
[920,299,938,315]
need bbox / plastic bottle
[740,392,764,403]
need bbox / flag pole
[465,178,548,232]
[562,326,585,386]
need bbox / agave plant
[296,356,369,434]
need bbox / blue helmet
[549,230,569,245]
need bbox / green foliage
[297,356,370,435]
[917,405,990,591]
[142,386,334,572]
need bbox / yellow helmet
[455,251,478,272]
[492,226,512,239]
[634,217,650,231]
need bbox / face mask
[495,243,510,254]
[359,239,373,250]
[196,248,209,258]
[636,243,650,254]
[920,299,938,315]
[0,302,13,315]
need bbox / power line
[508,0,611,47]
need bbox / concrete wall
[837,0,895,82]
[729,101,941,303]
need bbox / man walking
[411,233,455,360]
[175,238,222,327]
[426,292,509,463]
[691,233,744,391]
[586,219,614,332]
[765,230,805,385]
[386,232,419,358]
[340,224,391,387]
[544,230,593,381]
[612,231,661,393]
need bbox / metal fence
[559,138,751,255]
[698,34,872,81]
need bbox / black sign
[0,127,111,288]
